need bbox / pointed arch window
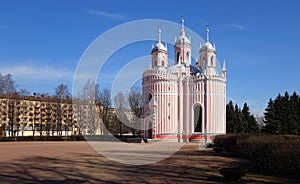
[176,52,180,63]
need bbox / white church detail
[142,18,227,142]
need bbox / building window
[194,106,202,132]
[211,56,214,66]
[162,61,164,66]
[202,57,206,67]
[145,93,152,104]
[154,60,157,66]
[186,52,189,62]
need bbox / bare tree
[54,83,70,100]
[99,88,111,134]
[0,73,17,94]
[78,80,103,135]
[114,92,130,136]
[99,88,111,106]
[128,86,143,135]
[53,83,70,136]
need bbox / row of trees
[262,91,300,135]
[226,91,300,135]
[77,79,143,136]
[0,72,144,136]
[226,101,259,133]
[113,87,143,136]
[0,72,69,98]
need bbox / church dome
[152,41,167,52]
[175,34,191,44]
[151,27,167,53]
[200,42,215,51]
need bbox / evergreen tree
[262,98,279,134]
[263,91,300,135]
[288,92,300,135]
[226,101,259,133]
[226,101,235,133]
[241,103,259,133]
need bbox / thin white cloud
[224,24,245,30]
[0,64,74,81]
[86,9,128,20]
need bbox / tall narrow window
[194,106,202,132]
[162,61,164,66]
[202,57,206,67]
[186,52,189,63]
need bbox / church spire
[206,24,209,43]
[158,26,161,43]
[180,16,185,36]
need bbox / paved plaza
[0,142,297,183]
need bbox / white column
[179,77,183,142]
[186,78,189,142]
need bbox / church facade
[142,19,227,142]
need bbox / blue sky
[1,0,300,115]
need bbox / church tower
[174,17,191,66]
[197,25,218,75]
[142,19,227,142]
[151,27,168,68]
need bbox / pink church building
[142,19,227,142]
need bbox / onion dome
[151,27,167,53]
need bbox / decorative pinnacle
[206,24,209,43]
[158,26,161,42]
[222,59,226,71]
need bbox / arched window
[162,61,164,66]
[145,93,152,104]
[176,52,180,63]
[194,105,202,132]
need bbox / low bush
[213,134,300,178]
